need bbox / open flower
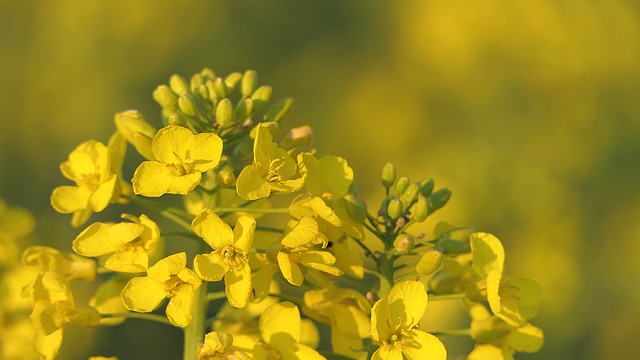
[370,281,446,360]
[72,214,161,273]
[198,331,252,360]
[121,252,202,327]
[236,123,304,200]
[253,301,325,360]
[132,125,223,197]
[51,140,122,227]
[192,209,256,308]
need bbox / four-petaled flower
[192,208,256,308]
[132,125,223,197]
[370,280,447,360]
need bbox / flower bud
[393,234,415,254]
[280,125,314,150]
[395,176,409,196]
[169,74,189,94]
[381,163,396,189]
[343,194,367,223]
[251,85,272,112]
[387,198,403,219]
[195,84,210,100]
[235,98,253,120]
[168,112,188,126]
[412,196,428,222]
[214,77,229,98]
[416,249,443,276]
[419,178,435,197]
[241,70,257,99]
[250,122,279,139]
[132,132,155,161]
[216,167,236,187]
[190,73,204,92]
[152,85,178,109]
[402,183,421,204]
[224,72,243,92]
[216,98,233,127]
[428,188,452,214]
[114,111,156,144]
[200,68,215,80]
[178,92,198,117]
[265,97,295,123]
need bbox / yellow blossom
[192,209,255,308]
[236,123,304,200]
[253,301,325,360]
[198,331,252,360]
[51,140,123,227]
[121,252,202,328]
[72,214,161,273]
[132,125,223,197]
[22,246,96,282]
[370,280,446,360]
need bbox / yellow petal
[370,298,392,342]
[300,251,342,276]
[89,174,118,211]
[104,247,148,273]
[237,165,270,200]
[166,283,195,327]
[147,252,187,282]
[34,329,63,360]
[192,209,234,249]
[167,172,202,195]
[268,177,305,194]
[507,277,543,321]
[331,241,364,279]
[386,280,427,328]
[468,344,511,360]
[72,222,143,257]
[132,161,174,197]
[267,145,297,179]
[281,217,319,248]
[318,155,353,198]
[288,343,326,360]
[233,216,256,254]
[151,125,194,164]
[277,252,304,286]
[402,330,447,360]
[260,302,300,349]
[308,197,342,227]
[51,186,92,213]
[194,253,230,282]
[470,232,505,278]
[121,277,166,312]
[225,259,252,308]
[189,132,223,172]
[253,124,275,168]
[506,322,544,353]
[372,345,403,360]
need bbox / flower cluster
[14,69,543,359]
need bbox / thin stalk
[428,293,466,301]
[255,226,284,233]
[207,291,227,302]
[215,207,289,214]
[183,284,208,360]
[349,236,381,267]
[268,292,303,306]
[431,328,471,337]
[161,231,200,241]
[125,195,192,231]
[101,312,172,326]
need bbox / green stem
[125,195,192,231]
[256,226,284,233]
[428,293,466,301]
[97,267,113,275]
[349,236,381,267]
[215,207,289,214]
[268,292,303,306]
[101,312,172,326]
[431,328,471,337]
[183,284,208,360]
[161,231,200,241]
[207,291,227,302]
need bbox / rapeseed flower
[132,125,223,197]
[198,331,252,360]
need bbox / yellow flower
[303,287,371,359]
[22,246,96,282]
[253,301,325,360]
[51,140,123,227]
[0,198,35,267]
[370,281,446,360]
[72,214,161,273]
[198,331,252,360]
[470,233,543,327]
[467,303,543,360]
[192,209,255,308]
[236,123,304,200]
[132,125,223,197]
[120,252,202,328]
[274,217,343,286]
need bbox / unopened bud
[195,84,209,100]
[343,194,367,223]
[265,97,295,123]
[416,250,443,276]
[241,70,257,99]
[428,188,452,214]
[132,132,155,161]
[381,163,396,189]
[438,239,467,254]
[387,198,403,219]
[169,74,189,94]
[393,234,415,254]
[412,196,428,222]
[205,79,217,102]
[153,85,178,109]
[235,98,253,120]
[114,111,156,144]
[216,167,236,187]
[251,85,272,112]
[178,93,198,117]
[214,77,229,98]
[200,68,215,80]
[395,177,409,196]
[402,183,421,204]
[419,178,435,197]
[250,122,279,139]
[168,112,188,126]
[216,98,233,127]
[280,125,314,150]
[224,72,242,92]
[190,73,204,92]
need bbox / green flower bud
[412,196,428,222]
[250,122,279,139]
[416,250,443,276]
[152,85,178,109]
[393,234,415,254]
[265,97,295,123]
[190,73,204,93]
[168,112,188,126]
[224,72,243,92]
[195,84,210,101]
[437,239,467,254]
[200,68,215,80]
[216,98,233,127]
[395,177,409,196]
[205,79,217,102]
[402,183,421,205]
[251,85,273,112]
[114,111,156,143]
[178,93,198,117]
[387,198,404,220]
[428,188,452,214]
[381,163,396,189]
[419,178,435,197]
[214,77,229,98]
[169,74,189,94]
[241,70,257,99]
[280,125,314,150]
[216,167,236,188]
[235,98,253,120]
[343,194,367,224]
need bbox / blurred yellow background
[1,1,639,359]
